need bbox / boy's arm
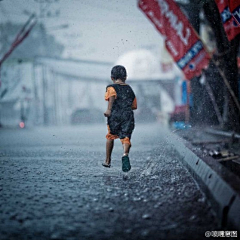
[104,96,115,117]
[132,97,137,110]
[104,86,117,117]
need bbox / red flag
[228,0,240,26]
[138,0,210,80]
[215,0,240,41]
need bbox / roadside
[171,124,240,232]
[175,125,240,178]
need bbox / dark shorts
[107,110,135,140]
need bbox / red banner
[138,0,210,80]
[228,0,240,26]
[215,0,240,41]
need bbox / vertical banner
[228,0,240,26]
[138,0,210,80]
[215,0,240,41]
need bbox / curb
[168,131,240,231]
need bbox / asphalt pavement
[0,123,220,240]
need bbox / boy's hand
[104,110,111,117]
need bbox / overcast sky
[0,0,164,63]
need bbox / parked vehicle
[70,108,104,124]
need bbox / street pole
[52,70,58,125]
[42,65,48,125]
[32,61,40,125]
[204,76,224,127]
[185,81,190,124]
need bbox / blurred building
[0,58,110,127]
[0,48,186,127]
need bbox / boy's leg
[120,114,134,172]
[105,139,114,165]
[123,143,131,156]
[121,137,131,172]
[103,124,119,167]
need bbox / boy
[102,65,137,172]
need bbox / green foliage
[0,22,64,60]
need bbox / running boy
[102,65,137,172]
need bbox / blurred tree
[0,22,64,60]
[203,0,240,131]
[177,0,240,131]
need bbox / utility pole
[42,65,48,125]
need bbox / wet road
[0,123,219,240]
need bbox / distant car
[70,108,104,124]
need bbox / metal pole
[42,65,47,125]
[32,61,39,125]
[205,77,224,127]
[185,81,190,124]
[52,70,58,125]
[213,59,240,114]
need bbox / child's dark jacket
[105,83,137,139]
